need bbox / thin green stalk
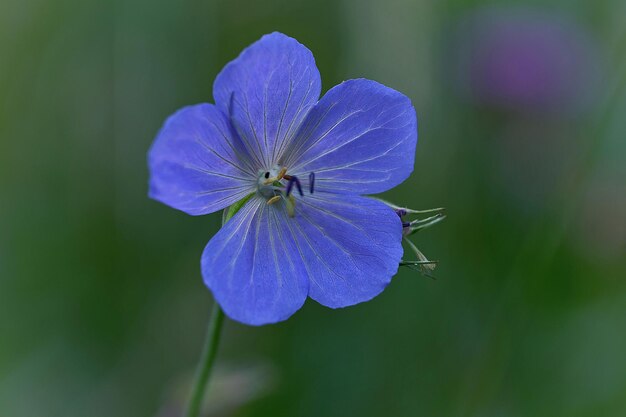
[184,203,247,417]
[184,302,224,417]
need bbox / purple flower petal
[202,193,402,324]
[213,32,321,169]
[289,193,403,308]
[282,79,417,195]
[148,104,256,215]
[202,197,310,325]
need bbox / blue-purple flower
[148,33,417,325]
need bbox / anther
[309,172,315,194]
[286,176,304,197]
[267,195,281,205]
[286,194,296,217]
[263,166,288,185]
[295,178,303,196]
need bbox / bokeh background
[2,0,626,416]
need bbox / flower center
[256,166,316,217]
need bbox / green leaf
[223,193,255,225]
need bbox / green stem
[184,302,225,417]
[184,204,244,417]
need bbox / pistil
[257,167,316,217]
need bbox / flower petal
[283,79,417,195]
[148,104,255,215]
[287,193,403,308]
[202,197,310,325]
[213,32,321,169]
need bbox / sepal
[374,198,445,279]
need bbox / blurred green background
[2,0,626,416]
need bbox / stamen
[286,176,304,197]
[294,177,303,196]
[263,166,288,185]
[309,172,315,194]
[286,194,296,217]
[286,177,294,196]
[267,195,281,205]
[257,167,309,213]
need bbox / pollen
[286,194,296,217]
[263,166,287,185]
[267,195,281,205]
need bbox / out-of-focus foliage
[1,0,625,416]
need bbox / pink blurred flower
[450,7,601,114]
